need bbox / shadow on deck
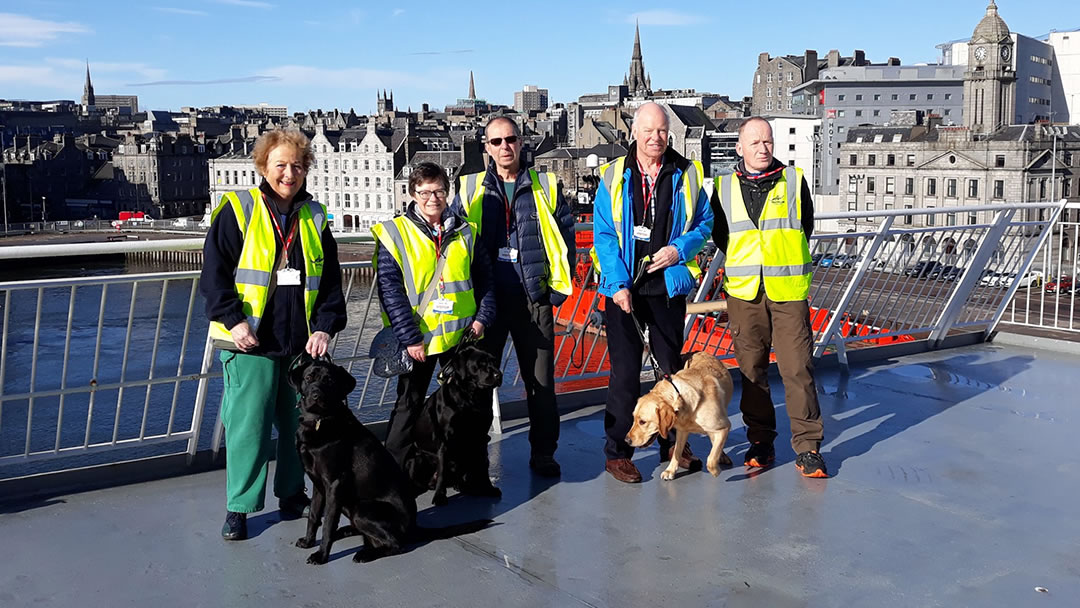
[1,342,1079,607]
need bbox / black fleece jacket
[710,157,815,251]
[374,202,496,348]
[201,181,347,357]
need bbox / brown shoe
[605,458,642,483]
[661,443,703,472]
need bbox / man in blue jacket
[451,116,575,478]
[592,102,714,483]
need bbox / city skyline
[2,0,1077,114]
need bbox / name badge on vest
[632,225,652,241]
[277,268,301,286]
[498,247,519,262]
[431,298,454,314]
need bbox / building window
[946,178,957,198]
[353,159,358,170]
[849,154,858,166]
[886,177,895,194]
[891,94,899,101]
[993,179,1004,199]
[344,193,351,207]
[944,93,952,100]
[344,176,350,187]
[947,213,957,226]
[927,178,937,196]
[905,178,914,195]
[848,176,858,193]
[855,94,863,101]
[927,208,936,226]
[967,179,978,198]
[866,201,875,211]
[873,94,881,101]
[365,177,371,188]
[789,127,796,135]
[788,144,796,151]
[886,154,895,166]
[848,200,858,212]
[1064,179,1072,197]
[766,101,773,111]
[788,72,794,81]
[873,110,881,117]
[855,110,863,117]
[909,93,917,100]
[838,94,845,101]
[767,87,772,98]
[767,73,772,83]
[904,204,913,225]
[365,193,370,208]
[927,94,934,100]
[867,177,876,193]
[838,110,845,117]
[995,155,1005,167]
[867,154,876,166]
[1039,179,1047,199]
[364,160,370,170]
[906,154,915,166]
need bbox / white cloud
[154,7,208,16]
[46,58,168,82]
[0,13,91,47]
[392,8,405,17]
[213,0,273,8]
[0,65,65,88]
[626,10,705,26]
[259,65,461,92]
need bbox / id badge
[277,268,301,286]
[431,298,454,314]
[498,247,519,262]
[632,225,652,241]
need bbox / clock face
[974,46,987,62]
[1000,45,1012,61]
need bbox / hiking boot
[529,455,562,478]
[605,458,642,483]
[744,442,776,468]
[278,491,311,520]
[661,443,703,472]
[221,511,247,541]
[795,451,828,478]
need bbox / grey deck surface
[2,342,1079,608]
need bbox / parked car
[812,252,825,266]
[835,254,861,269]
[1000,271,1044,289]
[904,260,941,278]
[819,253,836,268]
[1045,275,1075,294]
[939,266,964,282]
[927,265,955,281]
[979,270,1003,287]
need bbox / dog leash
[626,258,683,399]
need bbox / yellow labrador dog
[626,352,734,480]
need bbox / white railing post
[812,216,896,360]
[186,333,216,464]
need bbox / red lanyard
[434,225,445,293]
[265,202,298,256]
[637,159,659,225]
[498,183,514,244]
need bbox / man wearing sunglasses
[592,102,714,483]
[452,116,575,478]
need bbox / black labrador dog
[405,343,504,506]
[290,356,491,565]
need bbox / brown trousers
[726,291,823,454]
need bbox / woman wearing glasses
[371,161,496,478]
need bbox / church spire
[468,70,476,99]
[632,19,642,60]
[625,22,651,97]
[82,61,95,108]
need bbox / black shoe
[795,451,828,478]
[222,511,247,541]
[529,455,562,478]
[278,491,311,519]
[744,442,776,468]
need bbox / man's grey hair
[631,102,670,131]
[484,115,521,139]
[737,116,771,137]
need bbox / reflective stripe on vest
[590,156,704,278]
[370,217,477,356]
[458,169,572,296]
[719,167,812,302]
[208,189,327,343]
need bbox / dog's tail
[412,519,494,542]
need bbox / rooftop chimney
[804,50,819,81]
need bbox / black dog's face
[289,359,358,416]
[448,345,502,392]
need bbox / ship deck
[2,339,1079,608]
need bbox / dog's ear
[657,401,676,438]
[288,353,312,391]
[333,363,357,397]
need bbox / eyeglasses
[486,135,519,147]
[414,189,448,201]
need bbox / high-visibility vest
[208,188,327,343]
[591,156,704,278]
[717,167,813,302]
[370,217,477,356]
[457,169,572,297]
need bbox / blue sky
[1,1,1076,114]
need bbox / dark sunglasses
[487,135,519,147]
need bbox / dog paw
[660,469,676,480]
[708,463,721,477]
[352,547,379,563]
[335,525,358,539]
[719,451,733,466]
[295,537,316,549]
[306,551,327,565]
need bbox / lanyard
[497,180,514,245]
[434,224,445,294]
[265,201,298,257]
[636,159,659,227]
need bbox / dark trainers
[795,451,828,478]
[744,442,776,468]
[278,491,311,519]
[221,511,247,541]
[529,455,562,478]
[661,444,703,472]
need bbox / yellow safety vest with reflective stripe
[370,217,477,356]
[590,156,704,278]
[718,167,812,302]
[208,188,328,343]
[457,169,572,297]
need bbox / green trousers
[220,351,305,513]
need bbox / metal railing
[0,201,1067,481]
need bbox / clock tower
[963,1,1016,135]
